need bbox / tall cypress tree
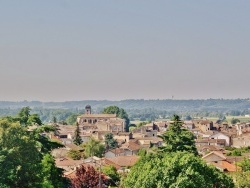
[160,115,198,155]
[73,122,82,145]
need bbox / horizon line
[0,98,250,103]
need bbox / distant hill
[0,99,250,111]
[1,99,250,123]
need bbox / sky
[0,1,250,101]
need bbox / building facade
[77,105,126,132]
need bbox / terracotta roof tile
[104,156,139,169]
[202,151,227,160]
[212,161,241,172]
[55,158,83,167]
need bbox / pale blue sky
[0,1,249,101]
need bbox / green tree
[102,165,120,184]
[82,137,105,158]
[227,149,242,156]
[137,148,147,157]
[52,116,57,124]
[238,158,250,172]
[234,171,250,188]
[0,120,43,187]
[41,154,64,188]
[27,113,42,125]
[17,106,31,125]
[104,133,118,150]
[32,125,64,154]
[129,126,136,132]
[159,115,198,155]
[136,121,147,128]
[122,152,234,188]
[68,149,82,160]
[231,118,240,124]
[102,106,120,115]
[73,123,83,145]
[65,114,78,125]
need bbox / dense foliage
[122,152,234,188]
[104,133,118,150]
[234,158,250,187]
[159,115,198,155]
[122,115,234,187]
[102,165,120,185]
[68,149,82,160]
[73,123,83,146]
[0,108,66,187]
[71,165,110,188]
[81,137,105,158]
[225,146,250,156]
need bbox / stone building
[77,105,126,132]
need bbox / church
[77,105,126,132]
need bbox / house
[120,140,142,156]
[211,160,241,173]
[202,151,241,173]
[137,137,163,147]
[55,157,84,172]
[103,156,139,172]
[105,148,126,158]
[183,121,195,130]
[202,151,227,163]
[190,128,201,137]
[209,132,231,146]
[197,145,224,155]
[155,122,168,132]
[196,120,214,132]
[196,138,226,147]
[232,133,250,147]
[200,130,215,138]
[113,132,133,143]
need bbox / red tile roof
[104,156,139,169]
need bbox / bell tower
[85,105,91,114]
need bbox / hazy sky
[0,1,249,101]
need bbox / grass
[204,116,250,123]
[226,116,250,123]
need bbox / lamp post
[98,162,102,188]
[91,157,102,188]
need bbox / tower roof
[85,105,91,108]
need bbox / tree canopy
[73,123,83,146]
[122,152,234,188]
[102,165,120,184]
[0,119,42,187]
[41,154,65,187]
[159,115,198,155]
[0,115,65,187]
[122,114,234,188]
[234,158,250,187]
[104,133,118,150]
[16,107,42,126]
[71,165,110,188]
[82,137,105,158]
